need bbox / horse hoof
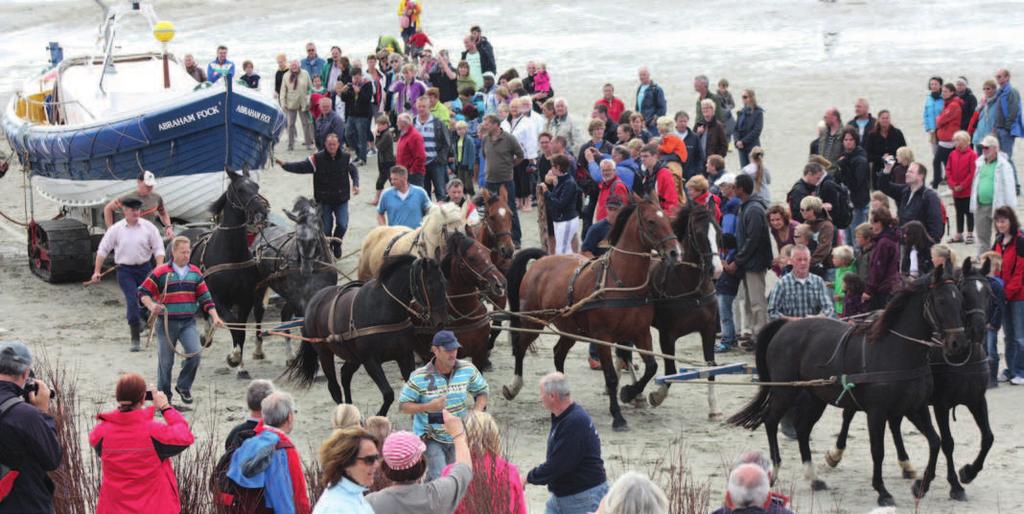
[252,350,265,360]
[810,480,829,491]
[950,488,967,502]
[902,468,917,480]
[236,370,251,380]
[502,385,517,401]
[648,391,666,407]
[226,355,241,368]
[877,494,895,507]
[632,395,647,408]
[480,360,493,373]
[911,479,928,499]
[619,385,638,404]
[612,419,630,432]
[824,450,842,468]
[708,411,723,422]
[959,464,977,484]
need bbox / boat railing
[15,92,97,125]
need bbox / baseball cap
[431,330,461,350]
[714,173,737,187]
[0,340,32,367]
[482,71,495,79]
[981,135,999,149]
[382,431,427,470]
[138,170,157,187]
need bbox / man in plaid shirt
[767,244,835,321]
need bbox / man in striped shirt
[414,96,451,201]
[398,330,488,481]
[139,236,224,405]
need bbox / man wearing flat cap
[0,341,62,514]
[398,330,488,481]
[91,196,166,352]
[103,170,174,239]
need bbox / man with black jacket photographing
[0,340,62,514]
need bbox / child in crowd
[853,223,873,278]
[776,244,794,276]
[794,223,816,255]
[901,220,935,278]
[718,78,735,114]
[869,190,890,212]
[363,415,394,492]
[238,60,260,89]
[831,245,856,316]
[931,244,954,271]
[532,61,553,100]
[309,75,328,119]
[715,233,741,353]
[657,116,688,198]
[980,251,1005,388]
[842,273,869,318]
[407,26,432,61]
[451,120,477,196]
[371,114,396,206]
[540,155,580,255]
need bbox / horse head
[928,262,970,356]
[424,203,467,260]
[625,192,681,263]
[284,196,322,276]
[216,167,268,228]
[478,188,515,259]
[957,257,991,351]
[672,202,715,270]
[412,257,449,329]
[443,231,506,299]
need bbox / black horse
[729,264,968,507]
[184,168,268,379]
[826,257,995,502]
[285,255,447,415]
[251,197,338,362]
[645,203,720,417]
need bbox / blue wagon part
[655,362,754,385]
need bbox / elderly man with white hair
[594,471,668,514]
[711,450,794,514]
[970,134,1019,253]
[527,372,608,514]
[720,464,772,514]
[636,67,667,135]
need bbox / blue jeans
[486,180,522,244]
[346,117,370,162]
[320,202,349,240]
[1002,300,1024,379]
[718,293,737,344]
[844,206,870,249]
[156,317,202,401]
[117,262,153,325]
[987,329,1000,383]
[737,146,751,168]
[996,129,1018,189]
[424,437,455,482]
[544,482,609,514]
[424,161,448,201]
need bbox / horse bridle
[455,248,503,295]
[922,279,967,343]
[957,274,990,325]
[481,210,513,241]
[381,258,438,323]
[225,181,270,228]
[613,205,678,258]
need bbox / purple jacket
[866,227,900,297]
[389,79,428,114]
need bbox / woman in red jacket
[945,130,978,244]
[89,373,194,514]
[933,82,963,189]
[993,206,1024,384]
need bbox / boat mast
[97,2,159,95]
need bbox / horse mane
[293,196,316,214]
[446,230,474,255]
[608,203,638,246]
[379,254,417,282]
[672,202,710,241]
[866,276,929,341]
[209,192,227,215]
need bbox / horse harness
[321,260,433,343]
[252,231,337,289]
[192,228,258,278]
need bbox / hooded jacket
[945,146,978,199]
[866,226,901,297]
[970,152,1018,212]
[923,92,944,132]
[635,82,667,127]
[835,146,871,208]
[994,230,1024,302]
[89,406,194,514]
[734,106,765,147]
[734,195,772,273]
[936,96,964,142]
[0,381,61,514]
[227,421,311,514]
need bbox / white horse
[357,202,466,280]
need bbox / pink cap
[382,431,426,470]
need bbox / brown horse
[414,232,507,370]
[470,186,516,272]
[646,203,722,417]
[502,194,682,431]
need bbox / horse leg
[319,348,343,404]
[280,304,296,365]
[959,397,993,485]
[867,410,895,506]
[795,398,828,491]
[502,330,535,400]
[398,350,416,381]
[765,389,799,473]
[649,325,675,407]
[934,405,967,501]
[906,405,941,501]
[888,415,916,479]
[701,323,720,421]
[251,289,266,360]
[621,333,657,408]
[234,302,255,380]
[219,306,243,368]
[363,358,395,416]
[339,360,361,405]
[598,346,628,431]
[826,408,856,468]
[553,336,575,373]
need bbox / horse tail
[505,248,547,313]
[284,339,319,387]
[728,319,788,429]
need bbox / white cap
[714,173,737,186]
[140,170,157,187]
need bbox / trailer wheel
[27,219,92,283]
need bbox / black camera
[145,390,154,401]
[23,379,56,400]
[427,411,444,425]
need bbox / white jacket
[502,114,539,159]
[970,152,1017,212]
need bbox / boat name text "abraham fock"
[157,105,221,131]
[236,104,272,124]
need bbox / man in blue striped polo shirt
[398,330,488,481]
[414,96,451,201]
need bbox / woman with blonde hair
[312,427,380,513]
[331,404,362,430]
[741,146,771,202]
[799,195,835,277]
[734,89,764,167]
[442,412,526,514]
[945,130,978,244]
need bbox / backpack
[827,179,854,230]
[212,428,273,514]
[0,396,25,503]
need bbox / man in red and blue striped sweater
[139,236,224,405]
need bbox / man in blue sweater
[527,372,608,514]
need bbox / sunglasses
[742,95,749,99]
[356,454,381,465]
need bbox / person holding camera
[89,372,194,514]
[398,330,488,482]
[0,340,62,514]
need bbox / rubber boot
[129,323,141,352]
[332,241,342,259]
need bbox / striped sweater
[138,263,215,319]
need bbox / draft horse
[503,193,682,431]
[729,265,969,507]
[357,202,465,280]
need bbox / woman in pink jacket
[89,373,194,514]
[443,412,527,514]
